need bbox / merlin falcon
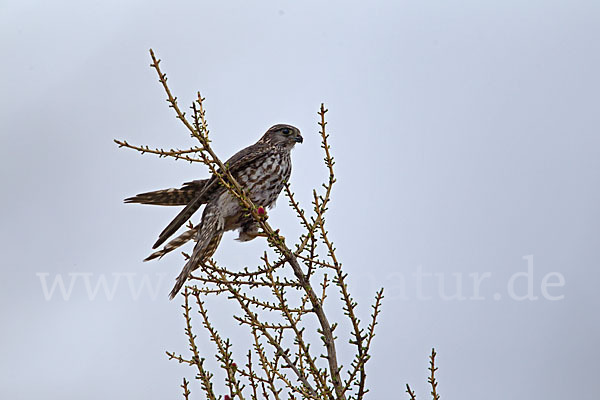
[125,124,303,299]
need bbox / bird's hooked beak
[294,135,303,143]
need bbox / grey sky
[1,1,599,399]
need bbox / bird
[125,124,303,299]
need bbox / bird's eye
[282,128,291,135]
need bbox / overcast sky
[1,1,599,399]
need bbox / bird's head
[260,124,303,149]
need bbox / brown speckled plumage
[125,124,303,299]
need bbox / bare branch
[428,348,441,400]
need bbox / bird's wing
[124,179,208,206]
[144,224,200,261]
[152,142,270,249]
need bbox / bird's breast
[238,152,291,206]
[216,150,293,231]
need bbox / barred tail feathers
[169,205,224,299]
[124,179,207,206]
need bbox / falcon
[125,124,303,299]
